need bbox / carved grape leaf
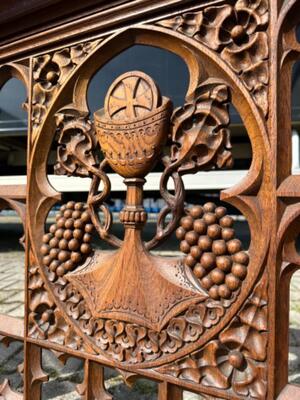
[170,79,233,175]
[54,107,98,177]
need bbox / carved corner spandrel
[157,0,269,117]
[31,40,101,143]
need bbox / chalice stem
[68,176,206,331]
[119,177,147,232]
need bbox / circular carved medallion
[104,71,162,120]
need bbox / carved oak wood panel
[0,0,299,399]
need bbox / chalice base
[67,229,208,332]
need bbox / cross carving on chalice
[67,71,207,331]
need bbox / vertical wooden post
[158,381,183,400]
[23,343,48,400]
[81,360,112,400]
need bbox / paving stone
[289,348,300,372]
[0,341,23,391]
[0,290,24,304]
[106,378,157,399]
[52,392,80,400]
[6,306,24,318]
[183,392,203,399]
[43,380,80,400]
[0,302,23,316]
[290,328,300,346]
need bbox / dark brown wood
[76,360,112,400]
[85,361,112,400]
[0,0,216,64]
[0,0,121,42]
[0,0,299,398]
[23,343,48,399]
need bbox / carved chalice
[68,71,207,331]
[95,71,171,178]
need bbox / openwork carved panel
[26,15,270,397]
[0,0,299,398]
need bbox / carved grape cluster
[40,201,94,280]
[176,202,249,300]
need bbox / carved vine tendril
[147,80,232,249]
[87,162,123,248]
[55,108,122,248]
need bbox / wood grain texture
[0,0,223,63]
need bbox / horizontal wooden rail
[0,314,24,340]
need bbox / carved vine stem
[55,108,123,248]
[146,164,185,249]
[87,160,123,248]
[147,80,232,249]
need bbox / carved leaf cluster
[28,264,85,351]
[157,274,268,399]
[170,80,233,175]
[158,0,269,115]
[54,274,226,363]
[54,108,98,177]
[31,40,100,133]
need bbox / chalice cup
[94,70,172,178]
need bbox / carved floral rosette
[157,0,269,116]
[27,5,271,399]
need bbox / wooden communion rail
[0,0,299,398]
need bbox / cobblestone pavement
[0,216,299,398]
[289,270,300,385]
